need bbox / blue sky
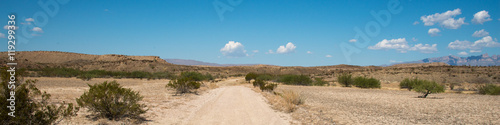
[1,0,499,66]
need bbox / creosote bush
[245,72,258,82]
[312,78,328,86]
[477,84,500,95]
[76,81,147,120]
[0,67,78,124]
[337,73,353,87]
[353,76,381,88]
[253,79,277,92]
[277,74,312,86]
[166,77,201,95]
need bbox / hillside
[400,54,500,66]
[164,59,259,67]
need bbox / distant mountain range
[164,59,260,67]
[398,53,500,66]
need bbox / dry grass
[248,85,305,113]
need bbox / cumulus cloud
[472,10,492,24]
[220,41,248,57]
[266,50,274,54]
[32,27,43,33]
[252,50,259,53]
[428,28,441,36]
[448,36,500,52]
[276,42,296,54]
[458,51,468,56]
[409,43,438,53]
[349,39,357,43]
[0,33,5,38]
[306,51,312,54]
[3,25,18,30]
[420,8,466,29]
[325,55,332,58]
[472,29,489,37]
[25,18,34,22]
[368,38,437,53]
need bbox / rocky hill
[164,59,259,67]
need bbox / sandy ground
[30,77,291,125]
[278,85,500,125]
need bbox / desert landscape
[1,51,499,125]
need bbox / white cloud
[325,55,332,58]
[472,29,489,37]
[409,43,438,53]
[470,50,481,53]
[448,40,472,50]
[368,38,411,53]
[32,27,43,33]
[252,50,259,53]
[420,8,466,29]
[349,39,357,43]
[448,36,500,52]
[266,50,274,54]
[428,28,440,36]
[389,60,402,63]
[276,42,296,54]
[368,38,437,53]
[472,10,492,24]
[306,51,312,54]
[412,37,418,42]
[0,33,5,38]
[413,21,419,25]
[3,25,19,30]
[458,51,468,56]
[25,18,34,22]
[220,41,248,57]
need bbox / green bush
[312,78,328,86]
[413,80,444,98]
[180,71,210,81]
[337,73,353,87]
[77,73,95,81]
[31,67,176,80]
[478,84,500,95]
[245,72,258,82]
[353,76,381,88]
[1,67,78,124]
[278,74,312,86]
[76,81,147,120]
[166,77,201,95]
[256,74,273,81]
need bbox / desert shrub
[413,80,445,98]
[353,76,381,88]
[166,77,201,95]
[399,78,421,91]
[76,81,147,120]
[256,74,273,81]
[31,67,176,79]
[245,72,258,82]
[337,73,353,87]
[0,67,78,124]
[312,78,328,86]
[253,79,265,87]
[253,79,277,92]
[477,84,500,95]
[278,74,312,86]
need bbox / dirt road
[183,86,290,125]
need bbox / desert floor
[31,77,499,125]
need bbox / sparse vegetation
[253,79,277,92]
[0,67,78,124]
[279,90,304,112]
[338,73,353,87]
[477,84,500,95]
[245,72,258,82]
[76,81,147,120]
[30,67,176,80]
[166,77,202,95]
[312,78,328,86]
[353,76,381,88]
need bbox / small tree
[245,72,258,82]
[400,78,421,91]
[76,81,147,120]
[477,84,500,95]
[337,73,353,87]
[413,80,444,98]
[353,76,381,88]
